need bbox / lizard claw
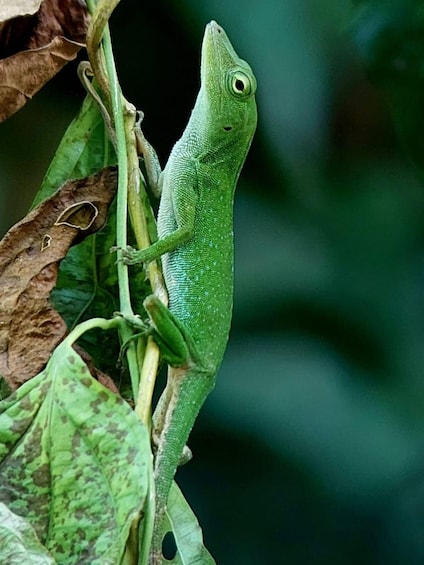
[120,245,139,265]
[109,245,140,265]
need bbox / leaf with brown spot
[0,338,150,563]
[0,166,117,389]
[0,502,56,563]
[73,344,120,395]
[0,0,89,122]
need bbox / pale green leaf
[163,482,215,565]
[0,340,150,564]
[0,502,56,564]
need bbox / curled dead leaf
[0,0,89,121]
[0,166,117,389]
[0,0,44,22]
[0,37,84,122]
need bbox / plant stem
[86,0,140,397]
[64,317,121,346]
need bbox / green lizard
[123,20,257,561]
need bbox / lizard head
[201,21,257,139]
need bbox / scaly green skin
[124,20,257,562]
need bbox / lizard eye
[228,70,253,98]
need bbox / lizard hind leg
[143,295,216,558]
[143,293,210,452]
[143,294,200,368]
[151,367,193,465]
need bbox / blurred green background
[3,0,424,562]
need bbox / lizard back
[157,21,257,370]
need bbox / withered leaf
[0,0,44,22]
[0,37,83,122]
[0,0,89,55]
[0,0,89,121]
[0,166,117,389]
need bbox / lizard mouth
[201,20,249,80]
[201,20,222,73]
[201,20,238,80]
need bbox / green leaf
[162,482,215,565]
[0,503,56,564]
[31,95,116,208]
[0,338,150,564]
[49,202,122,377]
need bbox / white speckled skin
[157,21,257,370]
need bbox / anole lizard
[124,20,257,561]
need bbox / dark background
[2,0,424,563]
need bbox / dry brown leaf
[0,36,83,121]
[0,0,44,22]
[0,166,117,389]
[0,0,89,121]
[0,0,88,55]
